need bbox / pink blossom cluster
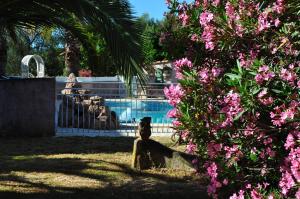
[199,11,214,26]
[224,145,243,161]
[198,67,222,84]
[257,11,272,32]
[257,0,285,33]
[272,0,285,14]
[180,130,190,141]
[165,0,299,198]
[186,141,197,154]
[206,162,222,199]
[202,25,216,50]
[225,1,245,37]
[283,41,300,56]
[207,141,222,158]
[270,101,299,126]
[164,84,185,107]
[190,34,200,42]
[279,137,300,197]
[167,108,180,118]
[229,190,245,199]
[255,65,275,85]
[219,91,244,128]
[173,58,193,79]
[257,89,274,106]
[178,2,189,26]
[280,64,298,87]
[199,10,216,50]
[238,48,259,68]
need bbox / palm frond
[0,0,145,84]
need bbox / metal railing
[55,80,175,137]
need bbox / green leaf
[234,110,246,121]
[250,153,258,162]
[271,89,283,94]
[249,71,257,76]
[225,73,241,80]
[251,88,261,95]
[236,60,243,74]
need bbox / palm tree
[64,30,81,76]
[0,0,145,84]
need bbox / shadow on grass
[0,137,209,199]
[0,137,136,156]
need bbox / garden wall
[0,78,55,137]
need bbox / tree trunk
[64,31,80,76]
[0,35,7,78]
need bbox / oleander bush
[164,0,300,198]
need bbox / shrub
[164,0,300,198]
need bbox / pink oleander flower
[206,162,218,178]
[225,2,236,21]
[198,68,209,81]
[246,184,252,189]
[270,102,297,126]
[272,0,285,14]
[298,80,300,88]
[251,189,263,199]
[212,0,220,7]
[296,189,300,199]
[285,134,295,150]
[207,141,222,158]
[211,67,222,77]
[224,145,239,159]
[230,190,245,199]
[194,0,201,7]
[172,120,182,127]
[258,89,267,98]
[206,162,222,198]
[167,108,178,118]
[164,84,185,106]
[179,13,189,26]
[274,18,280,27]
[180,130,189,140]
[257,89,274,105]
[258,11,271,32]
[174,58,193,69]
[290,147,300,182]
[222,179,228,185]
[235,24,244,37]
[255,65,275,84]
[263,137,273,145]
[186,141,197,154]
[201,25,215,50]
[174,58,193,79]
[279,171,295,195]
[280,68,297,86]
[191,34,200,42]
[199,11,214,26]
[266,147,276,158]
[220,91,244,128]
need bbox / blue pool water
[105,100,173,124]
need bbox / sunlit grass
[0,137,207,199]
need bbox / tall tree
[64,31,80,76]
[0,0,145,84]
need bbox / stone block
[132,138,198,171]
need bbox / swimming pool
[105,100,173,124]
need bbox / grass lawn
[0,136,208,199]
